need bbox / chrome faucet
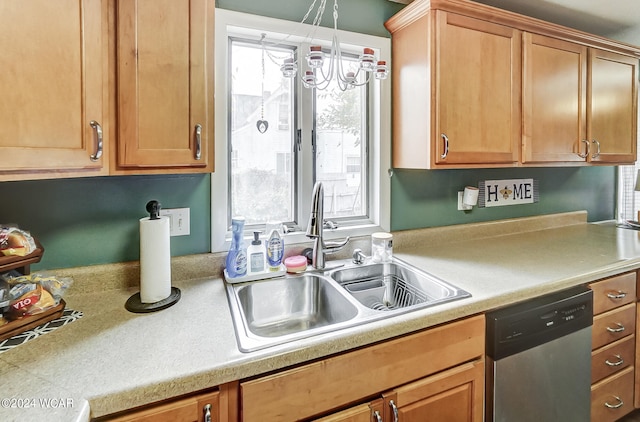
[306,182,350,269]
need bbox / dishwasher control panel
[486,285,593,360]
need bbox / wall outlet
[160,208,190,236]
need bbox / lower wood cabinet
[240,315,485,422]
[99,383,238,422]
[381,360,483,421]
[588,272,637,422]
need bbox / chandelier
[263,0,389,91]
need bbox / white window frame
[212,8,391,252]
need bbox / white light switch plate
[160,208,190,236]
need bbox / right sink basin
[329,259,471,311]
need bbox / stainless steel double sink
[225,258,470,352]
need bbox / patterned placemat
[0,309,83,354]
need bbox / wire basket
[344,274,431,311]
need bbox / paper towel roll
[139,216,171,303]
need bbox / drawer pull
[591,139,601,159]
[203,403,212,422]
[577,139,590,159]
[89,120,103,161]
[606,323,625,333]
[373,410,383,422]
[194,124,203,160]
[605,354,624,367]
[606,290,627,300]
[389,400,399,422]
[440,133,449,159]
[604,396,624,409]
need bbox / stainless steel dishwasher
[486,285,593,422]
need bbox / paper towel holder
[126,200,181,313]
[125,287,181,313]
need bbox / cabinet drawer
[241,315,485,422]
[589,272,636,315]
[591,335,635,384]
[592,303,635,350]
[591,366,634,422]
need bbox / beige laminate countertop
[2,212,640,421]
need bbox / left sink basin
[226,274,359,352]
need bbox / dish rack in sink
[343,274,431,311]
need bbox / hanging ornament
[257,35,269,134]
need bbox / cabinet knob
[89,120,103,161]
[203,403,212,422]
[591,139,601,159]
[440,133,449,159]
[577,139,589,159]
[194,124,203,160]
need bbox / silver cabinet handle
[203,403,212,422]
[591,139,601,159]
[577,139,589,159]
[606,323,625,333]
[604,396,624,409]
[440,133,449,159]
[605,354,624,367]
[607,290,627,300]
[389,400,399,422]
[373,410,383,422]
[194,124,202,160]
[90,120,103,161]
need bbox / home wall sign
[478,179,539,208]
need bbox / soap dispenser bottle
[266,223,284,271]
[225,217,247,278]
[247,231,265,274]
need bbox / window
[617,164,640,222]
[212,9,390,252]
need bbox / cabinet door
[0,0,106,177]
[106,390,219,422]
[588,49,638,163]
[435,12,521,165]
[312,399,384,422]
[117,0,213,170]
[522,33,587,163]
[382,360,484,422]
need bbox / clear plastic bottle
[247,231,266,274]
[266,222,284,271]
[225,217,247,278]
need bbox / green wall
[0,0,618,271]
[391,167,615,230]
[0,175,210,270]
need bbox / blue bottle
[225,217,247,277]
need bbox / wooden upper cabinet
[522,33,587,163]
[588,49,638,164]
[0,0,107,179]
[386,6,521,169]
[435,13,521,166]
[523,34,638,165]
[386,0,640,169]
[116,0,214,172]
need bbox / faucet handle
[323,236,350,254]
